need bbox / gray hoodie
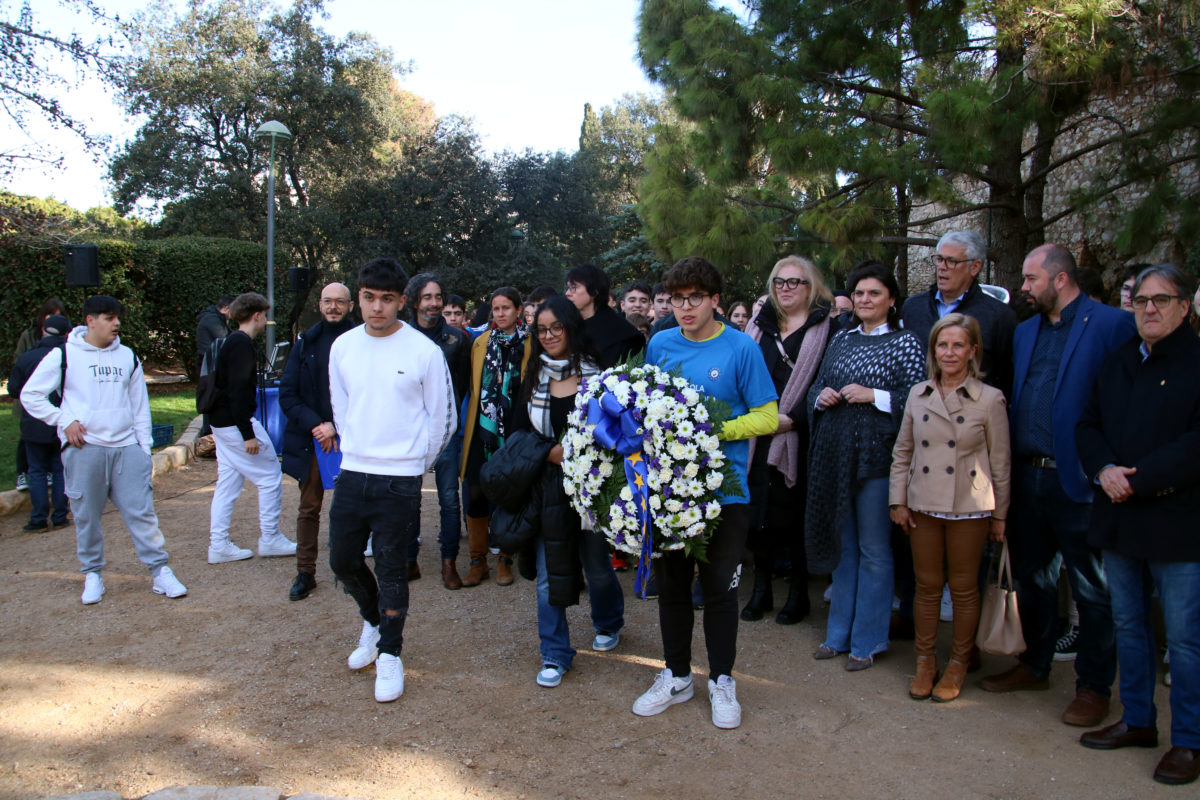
[20,325,151,454]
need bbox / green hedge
[1,236,289,378]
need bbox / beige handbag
[976,541,1026,656]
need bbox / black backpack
[195,336,225,414]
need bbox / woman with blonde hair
[889,313,1010,701]
[741,255,836,624]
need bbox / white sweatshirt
[20,325,152,454]
[329,322,456,476]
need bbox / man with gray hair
[896,230,1018,642]
[901,230,1016,395]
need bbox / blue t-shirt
[646,324,777,504]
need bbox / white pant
[209,418,282,543]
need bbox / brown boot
[932,659,968,702]
[496,553,515,586]
[441,558,463,590]
[909,655,938,700]
[461,516,490,587]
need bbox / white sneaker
[15,473,28,492]
[258,533,297,558]
[375,653,404,702]
[708,675,742,729]
[348,620,381,670]
[152,566,188,598]
[208,539,253,564]
[632,668,693,717]
[81,572,105,605]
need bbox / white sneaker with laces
[152,566,188,598]
[15,473,28,492]
[81,572,105,605]
[593,631,620,652]
[632,668,693,717]
[258,532,297,558]
[375,653,404,702]
[708,675,742,729]
[348,620,381,670]
[208,539,253,564]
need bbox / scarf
[745,306,832,487]
[478,327,525,458]
[530,353,601,438]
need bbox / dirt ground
[0,459,1181,799]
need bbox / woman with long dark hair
[740,256,835,625]
[460,286,530,586]
[806,261,925,671]
[508,295,624,687]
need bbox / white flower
[632,379,649,396]
[619,486,633,502]
[665,499,683,513]
[649,495,662,510]
[706,471,724,490]
[676,420,695,438]
[673,377,688,389]
[682,387,700,405]
[598,461,613,478]
[683,462,699,479]
[693,405,709,423]
[706,501,721,519]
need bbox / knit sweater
[804,326,926,573]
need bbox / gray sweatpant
[62,443,169,576]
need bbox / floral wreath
[561,355,743,592]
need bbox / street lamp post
[253,120,292,356]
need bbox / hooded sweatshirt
[20,325,151,454]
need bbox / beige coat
[889,376,1010,519]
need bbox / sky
[2,0,669,211]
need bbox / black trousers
[657,504,750,680]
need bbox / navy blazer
[1011,295,1136,503]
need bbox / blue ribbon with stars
[587,391,653,596]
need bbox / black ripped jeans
[329,470,421,657]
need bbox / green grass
[0,388,198,490]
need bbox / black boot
[740,558,774,621]
[775,582,811,624]
[776,554,811,624]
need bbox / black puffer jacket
[480,427,583,607]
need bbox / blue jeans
[1105,551,1200,748]
[407,436,463,561]
[1010,463,1115,695]
[824,477,893,660]
[329,470,421,657]
[25,440,67,526]
[535,529,625,670]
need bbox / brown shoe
[1079,721,1159,750]
[980,662,1050,693]
[406,560,421,581]
[909,655,938,700]
[441,558,463,590]
[461,516,490,587]
[496,554,515,586]
[1062,688,1110,727]
[932,659,969,702]
[1154,747,1200,785]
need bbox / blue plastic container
[255,384,286,454]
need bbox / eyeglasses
[320,298,349,307]
[535,322,566,338]
[772,277,811,290]
[669,293,710,308]
[1131,294,1183,311]
[930,255,973,268]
